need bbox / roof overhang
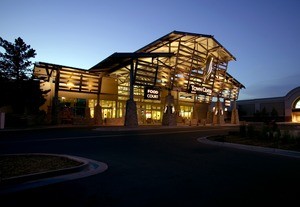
[90,52,174,73]
[136,30,236,61]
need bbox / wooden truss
[90,31,244,101]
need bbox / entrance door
[102,108,112,119]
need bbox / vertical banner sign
[204,56,213,81]
[144,87,160,100]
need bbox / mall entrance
[137,103,162,124]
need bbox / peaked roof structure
[89,30,244,101]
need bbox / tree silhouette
[0,37,36,80]
[0,37,48,126]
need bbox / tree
[0,37,48,126]
[0,37,36,80]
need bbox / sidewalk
[0,122,239,132]
[197,136,300,159]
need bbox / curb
[0,153,89,186]
[197,137,300,159]
[0,123,239,132]
[0,153,108,195]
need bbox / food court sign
[189,85,212,96]
[144,87,160,100]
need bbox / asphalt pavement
[1,124,300,207]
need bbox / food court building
[34,31,245,126]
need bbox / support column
[94,75,103,125]
[231,100,240,125]
[206,104,213,124]
[213,98,225,125]
[84,106,91,125]
[51,67,60,125]
[162,90,177,126]
[124,61,138,127]
[94,104,102,125]
[192,100,200,126]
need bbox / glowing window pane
[295,100,300,109]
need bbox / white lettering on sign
[147,94,159,99]
[144,88,160,99]
[189,85,212,96]
[147,89,159,95]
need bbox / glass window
[179,105,193,119]
[74,99,86,117]
[295,99,300,109]
[100,100,116,118]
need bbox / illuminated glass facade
[34,31,245,126]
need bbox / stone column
[84,107,92,125]
[192,102,201,125]
[85,107,91,119]
[231,100,240,125]
[51,67,60,125]
[124,99,138,126]
[94,75,103,125]
[213,98,225,125]
[162,91,177,126]
[206,105,213,125]
[124,61,138,127]
[94,104,103,125]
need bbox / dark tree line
[0,37,49,126]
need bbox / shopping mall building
[237,86,300,123]
[34,31,245,126]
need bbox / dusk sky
[1,0,300,100]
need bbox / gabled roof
[88,30,243,99]
[90,30,236,72]
[135,30,236,61]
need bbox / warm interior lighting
[295,100,300,109]
[66,80,74,88]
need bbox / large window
[88,99,116,119]
[88,99,97,118]
[179,105,193,119]
[295,99,300,109]
[101,100,116,118]
[59,97,86,117]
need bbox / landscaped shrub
[295,136,300,148]
[247,124,255,138]
[261,123,270,139]
[281,130,291,144]
[239,124,246,137]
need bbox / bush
[239,124,246,137]
[247,124,255,137]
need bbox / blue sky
[1,0,300,100]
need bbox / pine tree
[0,37,36,80]
[0,37,49,126]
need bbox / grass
[0,154,83,180]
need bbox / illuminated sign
[144,87,160,100]
[225,99,231,107]
[189,85,212,96]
